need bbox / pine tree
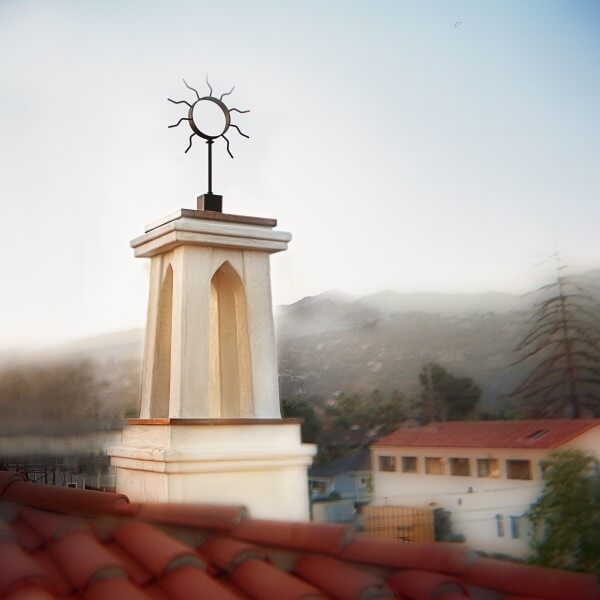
[511,264,600,418]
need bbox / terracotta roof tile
[294,554,394,599]
[385,570,469,599]
[159,565,242,600]
[113,520,203,577]
[0,517,16,542]
[231,558,325,600]
[47,531,126,593]
[31,548,73,596]
[232,518,352,554]
[373,419,600,449]
[105,541,153,585]
[20,507,91,543]
[201,536,267,572]
[3,585,57,600]
[464,557,599,600]
[2,481,129,515]
[340,536,468,575]
[10,518,44,552]
[138,503,247,531]
[0,500,21,523]
[143,583,170,599]
[0,471,27,496]
[1,478,598,600]
[0,541,55,597]
[82,577,152,600]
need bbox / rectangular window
[477,459,500,478]
[402,456,417,473]
[378,456,396,472]
[496,514,504,537]
[506,460,532,480]
[425,457,444,475]
[450,458,471,476]
[311,481,327,494]
[510,516,520,539]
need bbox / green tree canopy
[324,390,406,436]
[416,362,481,422]
[280,397,322,443]
[529,449,600,575]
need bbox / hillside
[276,294,528,408]
[2,269,600,432]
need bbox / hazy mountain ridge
[3,269,600,430]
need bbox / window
[402,456,417,473]
[311,481,326,492]
[378,456,396,472]
[477,459,500,478]
[425,457,444,475]
[495,514,504,537]
[510,516,520,539]
[526,429,549,440]
[450,458,471,476]
[506,459,532,480]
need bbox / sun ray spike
[168,117,191,129]
[230,123,250,139]
[220,86,235,101]
[205,75,213,97]
[182,79,200,101]
[222,134,234,158]
[185,132,196,153]
[229,107,250,114]
[168,97,192,108]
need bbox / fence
[361,505,434,543]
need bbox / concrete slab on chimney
[108,419,316,520]
[131,216,291,258]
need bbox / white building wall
[371,444,587,558]
[560,427,600,454]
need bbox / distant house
[371,419,600,558]
[309,448,371,503]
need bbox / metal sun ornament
[168,76,250,210]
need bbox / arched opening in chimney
[151,263,173,417]
[209,261,253,417]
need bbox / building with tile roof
[0,470,598,599]
[371,420,600,558]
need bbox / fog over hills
[2,268,600,431]
[275,291,528,408]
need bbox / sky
[1,0,599,348]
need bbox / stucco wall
[371,434,599,558]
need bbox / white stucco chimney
[109,208,316,520]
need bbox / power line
[374,482,542,501]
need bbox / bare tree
[511,262,600,418]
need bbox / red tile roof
[0,470,597,600]
[372,419,600,449]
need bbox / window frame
[449,457,471,477]
[402,456,418,473]
[425,457,445,475]
[477,458,500,478]
[506,459,532,480]
[378,455,397,472]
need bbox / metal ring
[188,96,231,140]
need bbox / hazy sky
[1,0,599,347]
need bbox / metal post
[207,140,213,194]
